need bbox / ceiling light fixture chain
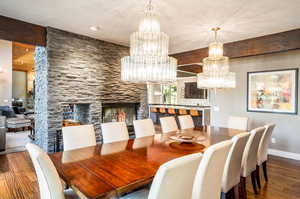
[212,27,220,42]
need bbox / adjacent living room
[0,39,35,154]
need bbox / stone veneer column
[35,27,148,152]
[34,46,49,151]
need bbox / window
[162,85,177,104]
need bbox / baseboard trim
[268,149,300,161]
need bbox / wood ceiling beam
[0,15,46,46]
[171,29,300,65]
[177,64,203,74]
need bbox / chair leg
[221,188,234,199]
[256,165,261,189]
[251,171,258,194]
[234,185,239,199]
[221,192,226,199]
[262,161,268,182]
[239,177,247,199]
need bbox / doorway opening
[0,40,35,154]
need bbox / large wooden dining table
[50,126,245,199]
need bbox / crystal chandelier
[121,0,177,83]
[197,28,236,89]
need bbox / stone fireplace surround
[35,27,148,152]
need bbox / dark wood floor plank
[0,152,299,199]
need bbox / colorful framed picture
[247,68,298,114]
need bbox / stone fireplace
[35,27,148,152]
[62,103,91,125]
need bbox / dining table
[50,126,245,199]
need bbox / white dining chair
[26,143,87,199]
[113,140,232,199]
[178,115,195,130]
[256,123,276,188]
[240,127,265,197]
[101,122,129,143]
[228,116,249,131]
[192,140,233,199]
[121,152,202,199]
[159,116,178,133]
[221,132,250,199]
[62,125,96,151]
[133,119,155,138]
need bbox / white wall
[12,70,27,99]
[211,49,300,155]
[0,40,12,106]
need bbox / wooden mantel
[172,29,300,66]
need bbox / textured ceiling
[0,0,300,54]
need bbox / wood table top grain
[50,126,245,199]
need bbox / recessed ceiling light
[90,26,100,32]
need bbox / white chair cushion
[159,116,178,133]
[178,115,195,130]
[133,119,155,138]
[62,125,96,151]
[101,122,129,143]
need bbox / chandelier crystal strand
[197,27,236,89]
[121,0,177,83]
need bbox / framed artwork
[247,68,298,114]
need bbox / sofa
[0,106,32,132]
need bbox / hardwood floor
[0,152,299,199]
[0,152,39,199]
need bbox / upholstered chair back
[148,153,202,199]
[178,115,195,130]
[192,140,233,199]
[62,125,96,151]
[159,116,178,133]
[26,143,65,199]
[241,127,265,177]
[257,124,276,165]
[222,132,250,193]
[101,122,129,143]
[133,119,155,138]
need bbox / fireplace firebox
[101,103,140,133]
